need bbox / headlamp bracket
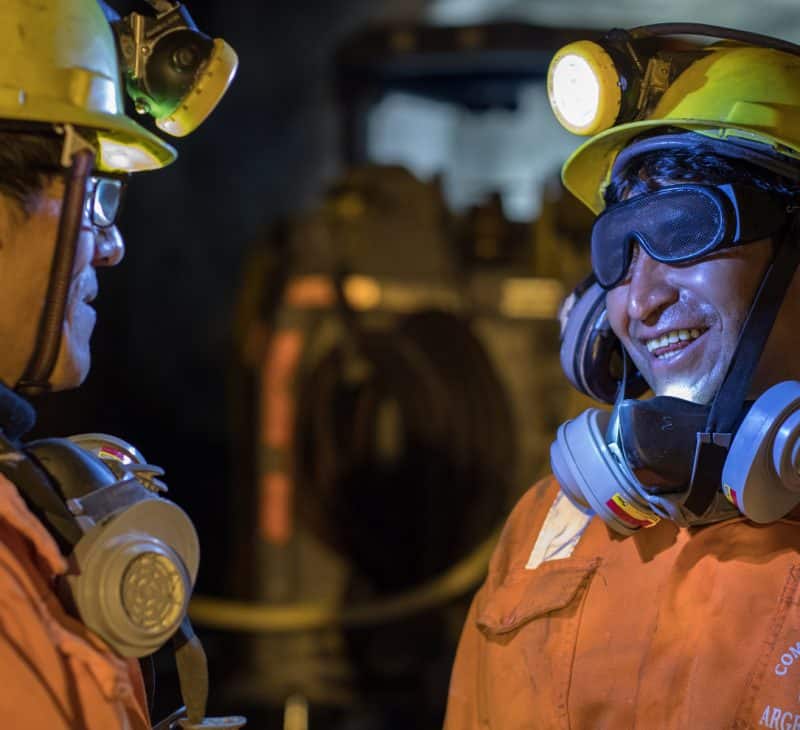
[638,56,672,119]
[112,2,213,119]
[56,124,95,169]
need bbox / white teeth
[645,328,704,353]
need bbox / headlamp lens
[548,41,623,135]
[549,54,601,130]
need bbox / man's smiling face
[605,236,773,404]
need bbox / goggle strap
[709,218,800,433]
[683,215,800,516]
[718,183,794,244]
[605,345,632,444]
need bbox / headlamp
[547,30,682,137]
[111,0,238,137]
[547,24,800,138]
[547,42,621,136]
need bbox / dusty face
[0,177,125,390]
[605,239,774,404]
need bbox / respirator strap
[684,216,800,516]
[17,144,95,396]
[605,346,633,443]
[0,433,83,551]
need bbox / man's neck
[0,381,35,441]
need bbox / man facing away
[446,25,800,730]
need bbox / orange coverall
[0,474,151,729]
[445,476,800,730]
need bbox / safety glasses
[591,183,793,289]
[84,173,127,229]
[36,161,128,229]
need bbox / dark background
[34,1,460,725]
[36,0,428,588]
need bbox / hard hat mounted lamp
[16,1,237,395]
[547,24,800,137]
[547,41,625,136]
[110,0,238,137]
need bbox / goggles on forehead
[85,174,127,229]
[591,183,794,289]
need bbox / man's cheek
[627,347,654,388]
[604,290,629,340]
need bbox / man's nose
[626,246,678,325]
[92,225,125,267]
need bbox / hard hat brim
[0,97,177,172]
[563,119,800,214]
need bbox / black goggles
[591,183,794,289]
[84,174,127,229]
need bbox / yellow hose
[189,528,499,632]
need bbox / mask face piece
[550,405,740,535]
[617,396,712,493]
[551,408,662,535]
[24,433,200,658]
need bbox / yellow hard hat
[0,0,176,172]
[552,42,800,213]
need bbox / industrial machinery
[193,21,596,730]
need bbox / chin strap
[684,215,800,516]
[17,134,95,397]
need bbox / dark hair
[0,131,63,216]
[604,141,800,207]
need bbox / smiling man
[445,27,800,730]
[602,137,800,406]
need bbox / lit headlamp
[547,24,800,137]
[547,28,698,137]
[111,0,238,137]
[547,41,625,136]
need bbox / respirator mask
[18,433,200,657]
[551,133,800,535]
[0,413,245,729]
